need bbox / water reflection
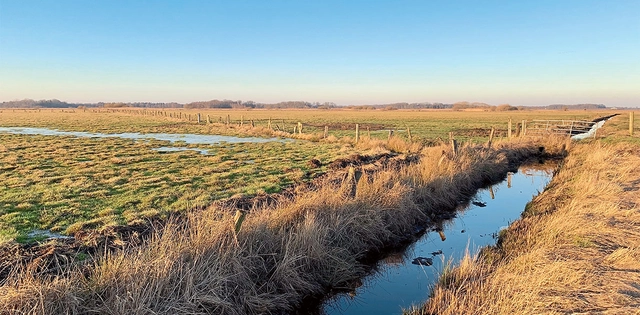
[321,165,554,315]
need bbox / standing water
[0,127,283,144]
[314,164,554,315]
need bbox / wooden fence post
[521,120,526,137]
[388,129,393,140]
[347,166,363,197]
[508,119,512,138]
[367,126,371,138]
[207,115,211,124]
[487,127,495,147]
[630,112,635,136]
[268,118,272,129]
[226,115,230,125]
[449,132,458,157]
[197,113,201,124]
[451,139,458,157]
[569,121,574,137]
[234,210,246,234]
[355,124,360,143]
[324,126,328,139]
[407,126,412,142]
[241,115,244,126]
[297,122,303,134]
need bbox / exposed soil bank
[412,142,640,315]
[0,139,567,314]
[591,114,619,123]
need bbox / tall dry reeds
[412,141,640,315]
[0,137,566,315]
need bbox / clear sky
[0,0,638,106]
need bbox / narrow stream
[315,164,555,315]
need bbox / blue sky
[0,0,638,106]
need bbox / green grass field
[0,108,618,243]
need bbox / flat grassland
[0,108,634,315]
[1,107,609,140]
[0,108,612,242]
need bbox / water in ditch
[317,164,554,315]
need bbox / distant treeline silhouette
[0,99,607,110]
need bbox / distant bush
[103,103,128,108]
[496,104,518,111]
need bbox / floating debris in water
[411,257,433,266]
[472,201,487,207]
[431,250,443,256]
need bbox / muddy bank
[0,140,567,314]
[591,113,618,123]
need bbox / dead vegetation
[0,136,566,315]
[412,142,640,315]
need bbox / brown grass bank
[411,141,640,315]
[0,138,566,315]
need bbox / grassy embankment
[0,133,569,314]
[410,113,640,314]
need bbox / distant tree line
[346,102,452,110]
[0,99,608,110]
[0,99,74,108]
[544,104,606,110]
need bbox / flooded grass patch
[0,108,613,142]
[0,133,344,243]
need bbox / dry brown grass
[0,137,566,314]
[413,141,640,315]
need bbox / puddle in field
[152,147,212,155]
[0,127,282,144]
[27,230,74,240]
[308,164,554,315]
